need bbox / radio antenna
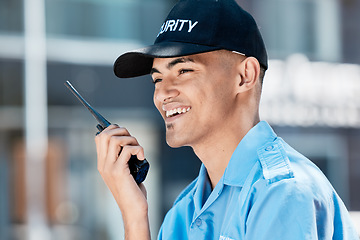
[64,81,111,129]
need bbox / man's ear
[236,57,260,93]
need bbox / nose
[153,78,179,104]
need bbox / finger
[104,145,145,174]
[103,127,139,162]
[117,145,146,165]
[95,124,120,156]
[95,125,124,172]
[107,135,139,162]
[102,145,145,183]
[95,125,134,165]
[105,126,131,137]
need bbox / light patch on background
[261,54,360,127]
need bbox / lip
[162,104,191,122]
[164,112,186,124]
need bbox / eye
[152,78,162,84]
[179,69,193,75]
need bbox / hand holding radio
[64,81,149,184]
[95,124,149,215]
[65,81,151,238]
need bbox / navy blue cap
[114,0,268,78]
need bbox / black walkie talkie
[65,81,149,184]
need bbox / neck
[192,117,259,189]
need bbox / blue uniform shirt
[158,121,359,240]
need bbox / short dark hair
[259,67,266,85]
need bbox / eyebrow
[150,57,194,75]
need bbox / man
[95,0,359,239]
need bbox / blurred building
[0,0,359,239]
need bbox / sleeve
[157,225,163,240]
[244,179,334,240]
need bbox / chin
[166,138,184,149]
[165,133,189,149]
[165,123,194,148]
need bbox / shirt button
[195,218,202,227]
[265,145,274,151]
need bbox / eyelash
[179,69,193,75]
[153,78,162,84]
[152,69,193,84]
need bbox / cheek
[153,93,161,113]
[204,85,236,115]
[153,92,156,106]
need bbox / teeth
[165,107,190,117]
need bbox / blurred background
[0,0,359,239]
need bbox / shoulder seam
[257,139,294,184]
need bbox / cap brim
[113,42,221,78]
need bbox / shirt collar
[193,164,211,213]
[222,121,277,187]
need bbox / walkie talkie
[65,81,149,184]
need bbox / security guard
[95,0,359,239]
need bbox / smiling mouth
[166,107,191,118]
